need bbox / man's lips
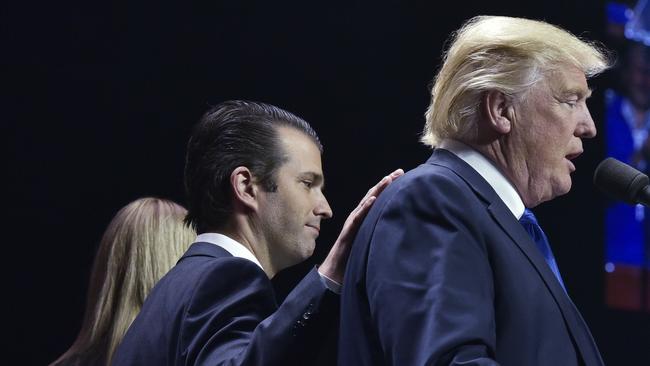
[565,151,582,172]
[305,224,320,234]
[566,150,583,161]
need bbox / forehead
[276,126,323,173]
[544,66,590,97]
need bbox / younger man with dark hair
[113,100,401,365]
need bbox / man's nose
[577,107,597,138]
[315,192,333,219]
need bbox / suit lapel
[487,202,568,296]
[429,149,603,365]
[488,204,603,365]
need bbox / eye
[301,180,314,188]
[564,100,578,108]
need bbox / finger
[366,174,394,198]
[389,168,404,179]
[360,175,389,202]
[348,196,377,227]
[358,168,403,210]
[360,195,377,211]
[336,194,381,245]
[367,171,396,196]
[352,193,373,215]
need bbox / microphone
[593,157,650,206]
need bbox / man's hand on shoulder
[318,169,404,284]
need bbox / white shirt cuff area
[318,272,342,294]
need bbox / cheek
[529,149,562,179]
[548,150,567,173]
[545,123,573,157]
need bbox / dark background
[5,0,649,364]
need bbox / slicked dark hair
[184,100,322,233]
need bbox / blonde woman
[50,198,196,366]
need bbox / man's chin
[526,180,572,207]
[304,243,316,259]
[295,241,316,262]
[561,176,573,194]
[549,179,572,202]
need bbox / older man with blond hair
[339,16,610,365]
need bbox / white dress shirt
[439,139,526,219]
[195,232,263,268]
[194,232,341,294]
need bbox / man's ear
[230,166,259,212]
[483,89,514,135]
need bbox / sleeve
[318,270,342,294]
[366,174,500,365]
[181,259,338,366]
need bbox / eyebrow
[561,87,593,99]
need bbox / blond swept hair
[51,198,196,366]
[422,15,611,147]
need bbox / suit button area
[293,303,315,335]
[293,319,306,336]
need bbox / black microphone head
[593,157,649,204]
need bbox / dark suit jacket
[338,149,603,366]
[113,242,337,366]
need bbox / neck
[219,214,279,278]
[466,139,537,207]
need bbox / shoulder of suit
[364,164,484,226]
[179,252,268,280]
[385,163,475,200]
[171,253,276,311]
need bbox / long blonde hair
[422,15,611,147]
[51,198,196,366]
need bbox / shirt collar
[438,139,525,219]
[194,232,264,269]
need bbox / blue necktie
[518,209,566,291]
